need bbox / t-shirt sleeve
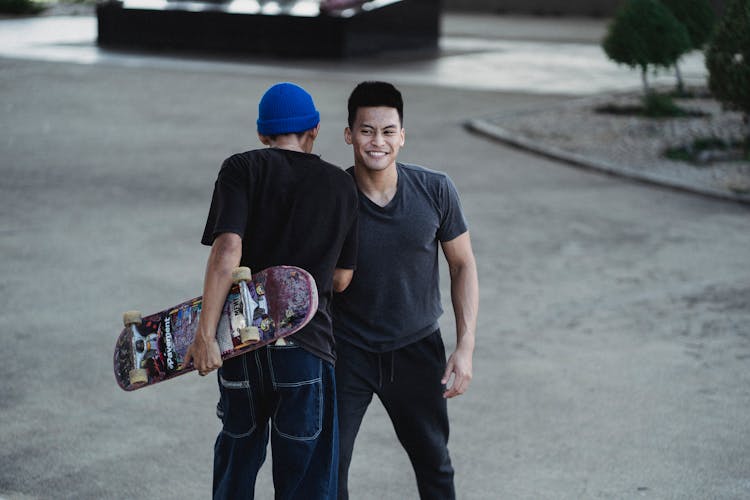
[336,208,359,270]
[201,157,249,246]
[436,174,468,242]
[336,182,359,269]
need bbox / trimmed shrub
[595,92,706,118]
[661,0,716,49]
[705,0,750,135]
[661,0,717,93]
[603,0,692,95]
[641,92,683,116]
[0,0,45,13]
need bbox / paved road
[1,12,749,500]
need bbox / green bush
[665,137,750,164]
[661,0,716,93]
[0,0,45,14]
[641,92,683,116]
[603,0,692,95]
[705,0,750,135]
[661,0,716,49]
[595,92,705,118]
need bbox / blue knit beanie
[257,82,320,136]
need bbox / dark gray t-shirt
[332,162,468,352]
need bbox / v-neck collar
[355,163,402,213]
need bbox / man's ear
[344,127,353,145]
[258,133,271,145]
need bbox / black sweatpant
[335,330,455,499]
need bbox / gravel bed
[470,90,750,204]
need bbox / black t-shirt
[202,148,359,364]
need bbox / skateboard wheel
[123,310,142,326]
[275,338,287,346]
[240,326,260,344]
[129,368,148,385]
[232,267,253,283]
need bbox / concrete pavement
[1,11,749,500]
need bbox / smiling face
[345,106,405,173]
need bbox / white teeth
[368,152,387,157]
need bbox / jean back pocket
[268,346,323,441]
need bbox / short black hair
[347,81,404,129]
[261,131,306,141]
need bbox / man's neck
[353,162,398,207]
[267,134,313,154]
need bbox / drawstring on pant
[377,352,396,388]
[378,354,383,389]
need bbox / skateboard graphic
[114,266,318,391]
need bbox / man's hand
[441,345,473,399]
[184,331,223,376]
[185,232,242,377]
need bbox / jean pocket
[217,357,256,438]
[268,346,323,441]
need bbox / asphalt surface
[1,11,749,500]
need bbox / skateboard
[114,266,318,391]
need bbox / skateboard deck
[114,266,318,391]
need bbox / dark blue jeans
[213,342,338,500]
[336,330,455,500]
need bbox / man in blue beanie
[185,82,358,499]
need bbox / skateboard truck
[122,310,149,385]
[233,268,287,347]
[232,267,261,345]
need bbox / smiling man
[332,81,479,499]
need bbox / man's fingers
[443,377,460,398]
[442,349,473,398]
[441,358,455,385]
[199,357,223,376]
[184,339,224,376]
[443,370,472,399]
[442,369,458,398]
[183,348,194,369]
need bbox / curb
[466,117,750,206]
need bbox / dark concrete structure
[96,0,440,58]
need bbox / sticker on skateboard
[114,265,318,391]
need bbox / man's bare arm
[333,268,354,292]
[184,232,242,376]
[440,231,478,398]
